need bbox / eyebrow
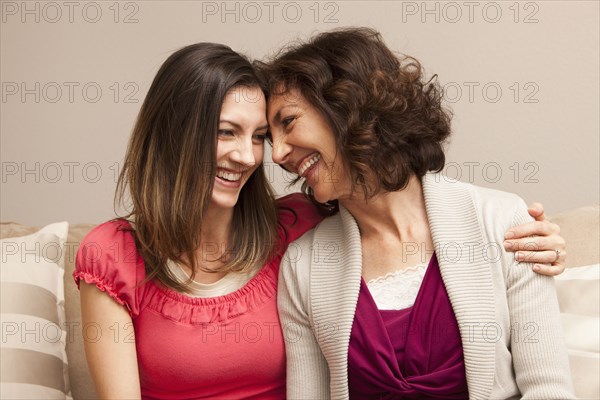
[271,105,296,124]
[219,119,269,131]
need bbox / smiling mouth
[216,169,242,182]
[298,153,321,177]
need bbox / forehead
[221,86,267,122]
[267,87,305,121]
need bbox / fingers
[531,262,565,276]
[504,225,568,276]
[512,249,567,265]
[504,235,566,253]
[505,205,568,277]
[509,247,567,277]
[504,220,560,240]
[527,202,546,221]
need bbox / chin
[210,192,240,210]
[311,188,332,204]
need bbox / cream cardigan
[278,173,574,399]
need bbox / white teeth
[216,170,242,181]
[298,153,321,176]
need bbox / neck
[340,175,429,239]
[201,205,233,245]
[175,205,236,284]
[199,204,234,258]
[177,205,234,279]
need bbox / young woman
[74,43,323,399]
[75,40,566,399]
[262,28,574,399]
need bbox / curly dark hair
[257,27,452,201]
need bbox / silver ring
[553,249,561,263]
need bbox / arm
[80,282,141,399]
[278,250,330,400]
[505,203,574,399]
[504,202,566,276]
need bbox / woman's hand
[503,202,566,276]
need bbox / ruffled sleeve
[73,219,146,318]
[276,193,325,247]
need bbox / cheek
[326,156,349,186]
[215,141,229,160]
[254,145,265,164]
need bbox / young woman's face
[267,88,352,203]
[211,85,268,210]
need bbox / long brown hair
[115,43,278,293]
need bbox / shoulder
[282,211,345,283]
[276,193,326,246]
[276,193,317,220]
[423,173,535,253]
[276,192,311,208]
[468,182,527,214]
[425,173,531,229]
[467,181,533,234]
[80,218,135,246]
[78,219,139,262]
[286,206,345,252]
[75,218,143,282]
[74,218,145,316]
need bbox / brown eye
[253,133,268,144]
[282,116,295,127]
[218,130,234,137]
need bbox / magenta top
[74,194,323,400]
[348,254,469,399]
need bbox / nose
[230,136,256,168]
[270,134,292,166]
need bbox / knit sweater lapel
[422,173,496,399]
[309,205,363,399]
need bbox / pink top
[74,193,323,399]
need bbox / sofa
[1,205,598,399]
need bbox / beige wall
[1,0,598,226]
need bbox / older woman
[262,28,574,399]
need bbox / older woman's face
[267,88,352,203]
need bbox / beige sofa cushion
[550,205,600,399]
[1,222,70,398]
[549,205,600,268]
[1,222,97,400]
[63,224,97,399]
[555,264,599,399]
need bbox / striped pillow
[555,263,600,399]
[0,222,71,399]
